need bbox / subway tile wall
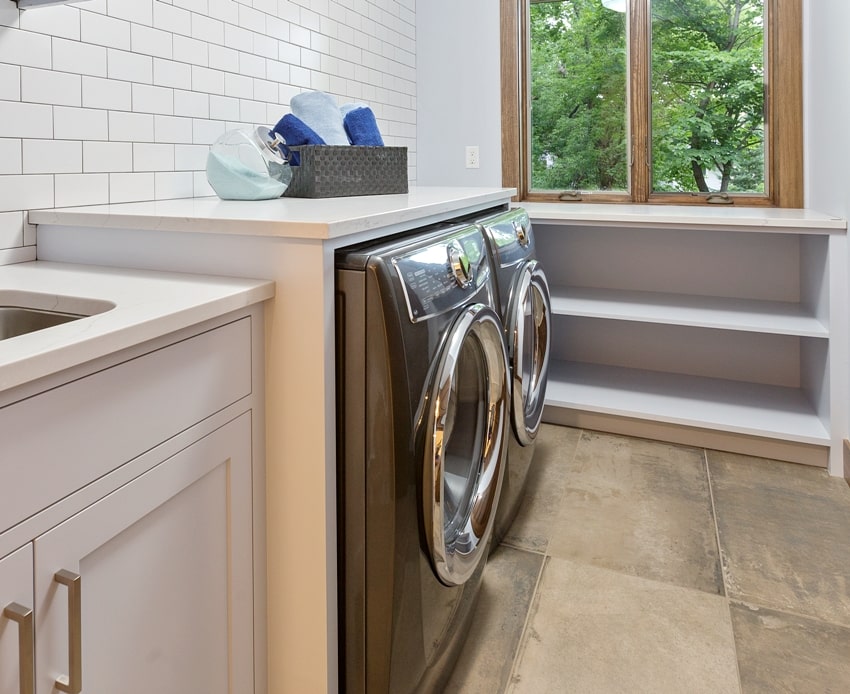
[0,0,416,265]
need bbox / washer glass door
[423,303,509,586]
[508,260,552,446]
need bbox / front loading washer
[478,207,552,547]
[335,222,510,693]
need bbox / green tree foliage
[530,0,765,194]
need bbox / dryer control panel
[393,226,490,323]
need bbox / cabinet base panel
[544,406,829,469]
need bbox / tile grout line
[704,447,745,694]
[501,427,588,693]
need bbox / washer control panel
[480,209,534,268]
[393,226,489,322]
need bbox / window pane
[651,0,766,194]
[529,0,628,192]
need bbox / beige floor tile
[500,424,582,553]
[731,601,850,693]
[707,451,850,627]
[445,546,544,694]
[508,557,740,694]
[547,431,723,594]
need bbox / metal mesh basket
[282,145,408,198]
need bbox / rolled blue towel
[343,106,384,146]
[272,113,325,165]
[291,91,349,145]
[341,102,368,116]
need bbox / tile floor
[445,424,850,693]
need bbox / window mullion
[629,0,651,202]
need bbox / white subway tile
[108,0,153,27]
[278,40,299,64]
[0,63,20,101]
[209,94,239,121]
[109,110,155,142]
[133,142,175,171]
[191,13,224,45]
[174,0,210,15]
[53,37,107,77]
[154,170,194,199]
[80,0,108,13]
[224,72,252,99]
[0,4,20,29]
[83,141,133,172]
[192,118,226,145]
[131,24,173,59]
[299,8,320,32]
[0,211,24,249]
[207,0,238,25]
[0,139,22,175]
[174,89,209,118]
[107,48,153,83]
[238,5,265,34]
[173,35,208,66]
[309,70,330,92]
[54,172,109,207]
[23,139,82,174]
[267,60,289,84]
[276,0,299,24]
[82,75,131,110]
[278,83,299,106]
[193,169,215,197]
[208,44,238,72]
[310,31,330,55]
[239,99,266,125]
[110,171,155,203]
[290,23,310,48]
[0,174,54,213]
[0,29,52,69]
[266,16,289,43]
[289,65,310,88]
[174,143,209,170]
[191,65,224,95]
[153,2,191,36]
[224,24,252,53]
[253,78,277,104]
[239,51,265,79]
[301,48,320,71]
[153,59,192,90]
[254,33,278,60]
[54,105,109,140]
[81,11,130,50]
[19,4,80,41]
[252,0,276,16]
[132,83,174,115]
[153,114,193,143]
[0,101,54,138]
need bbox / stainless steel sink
[0,306,86,340]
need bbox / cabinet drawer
[0,317,252,533]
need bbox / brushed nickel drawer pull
[3,602,34,694]
[54,570,82,694]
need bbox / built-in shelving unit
[522,202,847,475]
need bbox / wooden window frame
[501,0,803,207]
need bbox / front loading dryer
[335,223,510,693]
[478,207,552,547]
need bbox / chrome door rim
[422,303,509,586]
[507,260,551,446]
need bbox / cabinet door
[33,413,254,694]
[1,545,34,694]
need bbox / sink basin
[0,291,115,342]
[0,306,86,340]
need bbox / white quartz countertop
[29,187,517,239]
[519,202,847,233]
[0,261,274,393]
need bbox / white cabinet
[0,309,265,693]
[528,210,847,474]
[1,546,34,694]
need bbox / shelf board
[550,286,829,337]
[546,360,830,446]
